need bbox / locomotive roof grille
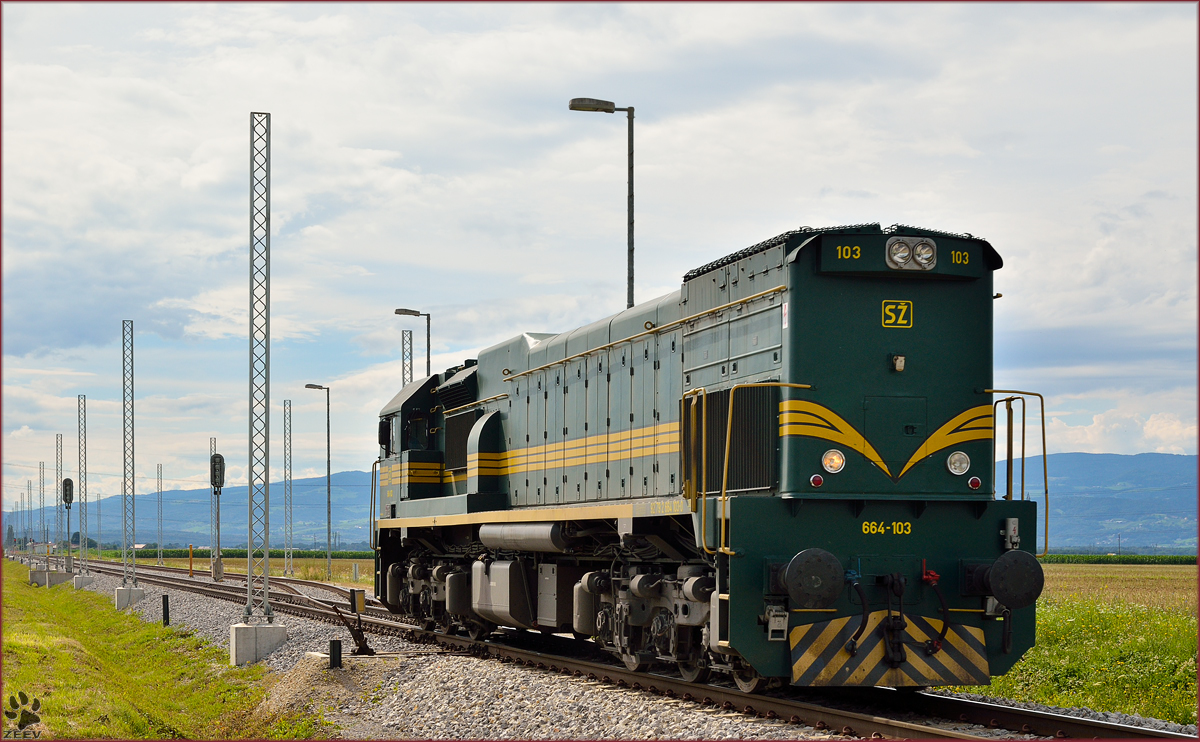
[682,222,992,282]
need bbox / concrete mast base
[230,623,288,665]
[114,587,145,609]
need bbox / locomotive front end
[711,225,1045,688]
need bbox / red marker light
[968,476,982,490]
[810,474,824,487]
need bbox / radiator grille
[438,365,477,411]
[682,386,779,493]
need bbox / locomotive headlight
[822,449,846,473]
[913,242,935,266]
[947,451,971,476]
[889,241,911,264]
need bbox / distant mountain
[6,471,374,550]
[10,454,1195,553]
[998,453,1196,552]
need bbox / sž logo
[881,300,913,328]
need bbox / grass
[968,563,1198,725]
[1,560,323,739]
[1039,563,1197,614]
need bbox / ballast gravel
[75,563,1195,740]
[935,691,1198,738]
[353,653,851,740]
[76,568,414,673]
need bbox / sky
[2,2,1197,514]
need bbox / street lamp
[569,97,635,309]
[394,308,431,377]
[304,383,332,580]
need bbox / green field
[0,560,322,739]
[969,563,1198,725]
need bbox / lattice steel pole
[284,399,293,576]
[39,462,46,546]
[121,319,137,587]
[157,464,163,565]
[78,395,88,573]
[246,111,274,622]
[55,435,63,552]
[210,436,220,573]
[25,481,31,546]
[401,329,413,388]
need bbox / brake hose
[922,563,950,655]
[844,581,870,656]
[925,580,950,655]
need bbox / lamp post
[394,308,431,377]
[569,97,635,309]
[304,383,332,580]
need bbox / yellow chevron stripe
[780,402,994,482]
[778,400,892,478]
[897,405,994,479]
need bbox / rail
[32,556,1189,739]
[984,389,1049,557]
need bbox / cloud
[1,2,1196,499]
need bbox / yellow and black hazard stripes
[789,611,990,687]
[464,421,680,479]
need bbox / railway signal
[62,478,73,571]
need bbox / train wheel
[622,654,647,672]
[467,620,494,641]
[732,666,766,694]
[677,660,709,684]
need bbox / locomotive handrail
[991,396,1027,501]
[442,393,510,417]
[718,382,812,556]
[503,285,787,382]
[682,388,715,554]
[370,458,380,552]
[984,389,1049,558]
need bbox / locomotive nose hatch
[784,549,1045,687]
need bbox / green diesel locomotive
[373,223,1046,691]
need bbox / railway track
[39,555,1191,741]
